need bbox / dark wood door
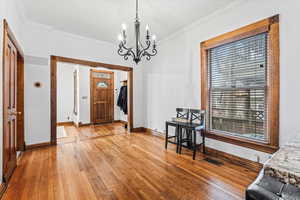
[90,70,114,124]
[3,35,18,182]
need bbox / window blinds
[208,33,267,141]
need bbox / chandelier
[117,0,157,64]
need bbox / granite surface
[264,136,300,187]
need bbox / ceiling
[21,0,235,43]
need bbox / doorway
[50,56,133,145]
[2,19,25,183]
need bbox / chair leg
[188,130,192,148]
[179,128,182,154]
[176,126,179,153]
[202,131,206,154]
[193,130,197,160]
[165,124,168,149]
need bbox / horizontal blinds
[208,33,267,141]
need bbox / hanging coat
[117,86,128,114]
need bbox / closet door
[90,70,114,124]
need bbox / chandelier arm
[118,43,136,61]
[119,42,131,52]
[142,40,151,52]
[143,48,158,60]
[137,39,151,60]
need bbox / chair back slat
[176,108,189,119]
[189,109,205,126]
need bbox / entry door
[91,70,114,123]
[3,35,18,182]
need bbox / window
[209,33,267,141]
[201,15,279,153]
[93,72,111,79]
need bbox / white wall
[57,62,75,123]
[25,64,50,145]
[144,0,300,163]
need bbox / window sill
[204,131,279,154]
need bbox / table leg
[193,130,196,160]
[202,131,206,154]
[165,123,168,149]
[178,127,182,154]
[176,126,179,153]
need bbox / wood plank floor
[3,123,257,200]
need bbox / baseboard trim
[131,127,146,132]
[0,182,7,199]
[113,120,127,124]
[144,128,262,172]
[78,122,92,127]
[17,151,24,164]
[26,142,51,150]
[57,121,74,126]
[144,128,164,137]
[205,147,262,172]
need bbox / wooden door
[90,70,114,124]
[3,35,18,182]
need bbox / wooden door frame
[50,56,134,145]
[90,69,114,124]
[2,19,25,152]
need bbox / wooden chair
[165,108,189,153]
[178,109,206,160]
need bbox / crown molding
[159,0,245,45]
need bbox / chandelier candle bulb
[118,34,123,41]
[122,30,126,41]
[152,35,156,42]
[146,25,150,37]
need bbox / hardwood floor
[3,123,257,200]
[56,122,126,144]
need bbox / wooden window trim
[200,15,280,154]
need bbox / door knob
[10,111,21,115]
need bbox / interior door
[91,70,114,124]
[3,34,18,182]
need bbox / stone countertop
[264,136,300,187]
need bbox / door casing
[50,56,133,145]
